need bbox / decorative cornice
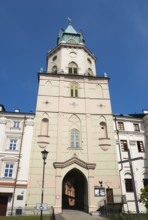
[53,155,96,170]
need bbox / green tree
[140,185,148,209]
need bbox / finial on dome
[68,17,72,25]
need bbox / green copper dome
[57,19,85,45]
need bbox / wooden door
[0,196,8,216]
[106,188,114,203]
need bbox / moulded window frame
[137,141,145,152]
[8,139,17,151]
[70,83,79,98]
[11,121,20,130]
[68,62,78,75]
[120,140,128,152]
[70,128,80,148]
[3,163,14,178]
[133,123,140,131]
[125,178,133,192]
[118,122,124,131]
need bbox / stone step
[55,210,109,220]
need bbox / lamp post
[40,149,49,220]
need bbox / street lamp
[40,149,49,220]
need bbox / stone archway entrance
[62,168,88,211]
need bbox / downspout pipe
[114,115,123,171]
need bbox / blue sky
[0,0,148,114]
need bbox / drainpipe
[114,115,126,211]
[114,115,123,171]
[10,116,26,216]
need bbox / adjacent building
[114,112,148,213]
[0,105,34,216]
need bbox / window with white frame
[120,140,128,151]
[125,178,133,192]
[13,121,20,129]
[133,123,140,131]
[9,139,17,150]
[4,163,14,178]
[137,141,145,152]
[118,122,124,130]
[70,129,80,148]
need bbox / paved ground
[55,210,109,220]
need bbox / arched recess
[38,114,49,148]
[62,168,88,211]
[53,155,96,213]
[99,116,108,138]
[96,84,103,98]
[100,122,108,139]
[69,115,81,148]
[98,116,110,151]
[40,118,49,136]
[45,80,52,95]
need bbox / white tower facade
[27,22,122,214]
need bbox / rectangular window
[75,89,78,97]
[69,68,72,74]
[71,89,73,97]
[125,179,133,192]
[137,141,144,152]
[4,164,14,178]
[133,123,140,131]
[120,140,128,151]
[9,139,17,150]
[118,122,124,130]
[74,68,77,74]
[143,179,148,187]
[13,121,20,128]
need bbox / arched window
[87,58,92,64]
[87,68,93,76]
[70,83,79,97]
[52,65,57,74]
[68,62,78,74]
[100,122,108,138]
[52,55,57,62]
[40,118,49,136]
[124,173,133,192]
[70,129,79,148]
